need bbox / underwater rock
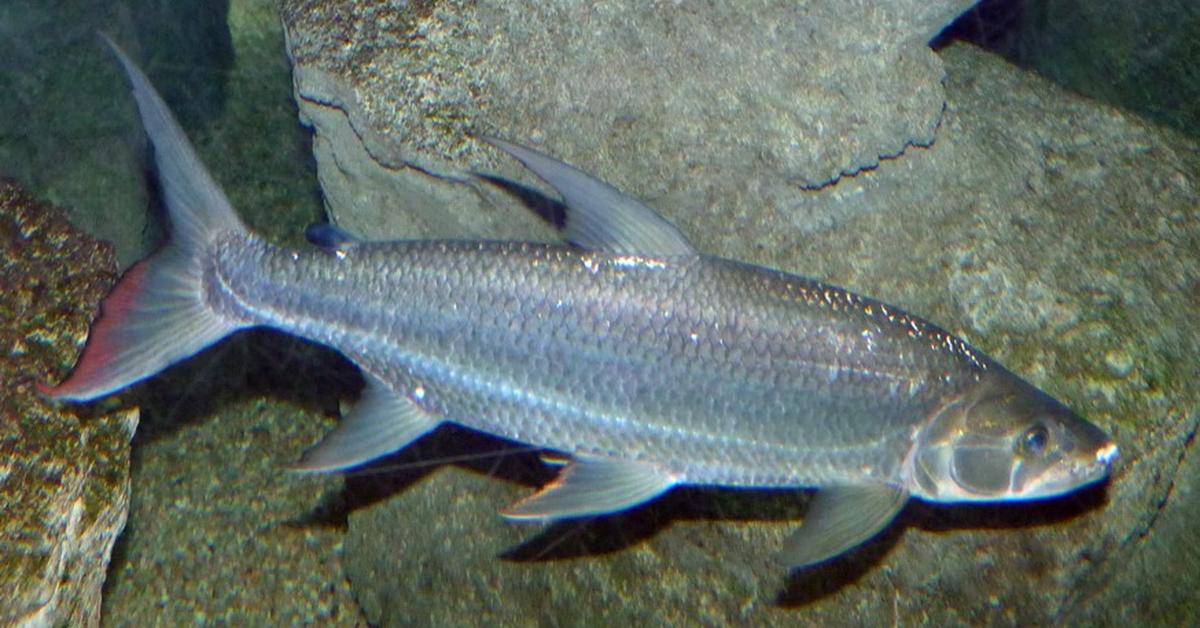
[0,180,137,627]
[280,0,976,243]
[315,42,1198,624]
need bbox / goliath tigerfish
[42,36,1118,568]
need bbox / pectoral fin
[780,484,908,569]
[288,376,439,473]
[501,457,677,520]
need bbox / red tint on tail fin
[38,35,252,401]
[37,261,149,399]
[38,250,240,401]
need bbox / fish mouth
[1095,441,1120,467]
[1076,440,1120,488]
[1024,445,1118,499]
[1078,441,1120,487]
[999,437,1122,500]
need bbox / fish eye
[1017,424,1050,457]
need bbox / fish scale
[209,235,976,488]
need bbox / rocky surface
[278,2,1200,622]
[99,371,366,626]
[0,180,137,627]
[280,0,976,244]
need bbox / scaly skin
[212,233,992,490]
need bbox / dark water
[936,0,1200,139]
[2,1,1197,625]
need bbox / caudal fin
[38,34,249,401]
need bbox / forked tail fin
[38,34,250,401]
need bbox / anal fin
[501,457,676,521]
[288,376,439,473]
[780,484,908,569]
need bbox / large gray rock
[283,6,1199,621]
[281,0,976,244]
[0,180,138,628]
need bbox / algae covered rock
[0,179,137,627]
[280,0,976,244]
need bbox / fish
[41,35,1119,569]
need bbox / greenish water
[0,0,322,268]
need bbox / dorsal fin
[483,137,695,257]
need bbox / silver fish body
[43,36,1118,569]
[215,234,980,489]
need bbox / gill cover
[905,369,1117,503]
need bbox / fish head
[905,370,1118,503]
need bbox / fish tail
[38,34,249,402]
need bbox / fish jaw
[902,368,1118,504]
